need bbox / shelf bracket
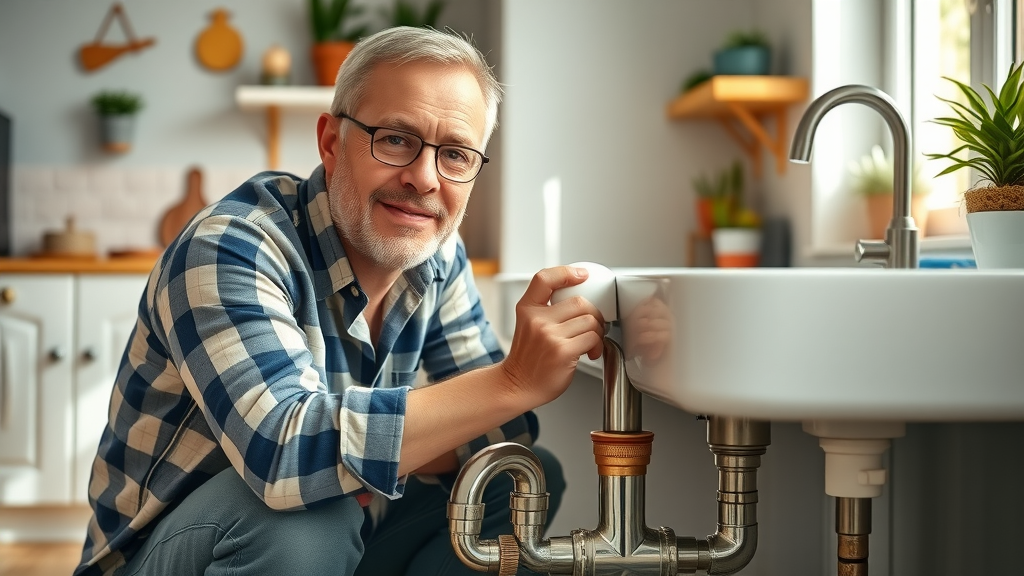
[266,105,280,170]
[717,115,762,178]
[723,103,789,177]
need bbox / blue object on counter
[713,46,771,75]
[919,257,977,268]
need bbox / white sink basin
[613,268,1024,422]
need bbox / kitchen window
[809,0,1017,251]
[906,0,1016,214]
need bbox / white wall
[500,0,757,273]
[0,0,498,256]
[0,0,490,172]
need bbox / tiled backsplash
[10,165,263,257]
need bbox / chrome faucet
[789,85,919,269]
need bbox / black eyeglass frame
[336,113,489,183]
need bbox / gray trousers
[120,446,565,576]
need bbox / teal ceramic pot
[713,46,771,75]
[100,114,135,153]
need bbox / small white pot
[967,210,1024,269]
[711,228,762,268]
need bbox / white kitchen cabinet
[0,273,147,506]
[0,275,74,505]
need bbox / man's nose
[400,145,441,194]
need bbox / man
[74,26,605,576]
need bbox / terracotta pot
[865,194,929,239]
[311,41,354,87]
[695,198,714,237]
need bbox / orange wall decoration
[78,2,156,72]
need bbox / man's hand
[398,266,604,477]
[500,266,606,406]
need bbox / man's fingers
[521,266,588,306]
[545,294,607,327]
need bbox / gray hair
[330,26,502,146]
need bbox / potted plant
[380,0,445,28]
[680,69,713,95]
[693,160,761,267]
[848,144,932,239]
[91,90,143,153]
[713,29,771,76]
[309,0,370,86]
[927,61,1024,268]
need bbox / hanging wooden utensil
[159,167,208,247]
[79,2,156,72]
[195,8,244,72]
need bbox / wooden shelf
[235,85,334,169]
[666,76,809,176]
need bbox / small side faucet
[789,85,919,269]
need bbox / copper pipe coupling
[590,431,654,476]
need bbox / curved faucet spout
[789,85,918,268]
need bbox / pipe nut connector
[591,430,654,476]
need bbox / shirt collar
[301,164,449,301]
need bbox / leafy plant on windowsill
[925,61,1024,213]
[91,90,143,116]
[847,145,932,197]
[310,0,369,43]
[849,145,932,238]
[381,0,445,29]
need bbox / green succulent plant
[680,69,713,94]
[848,145,932,197]
[723,29,769,49]
[310,0,370,43]
[91,91,143,116]
[382,0,445,29]
[692,160,759,228]
[926,61,1024,188]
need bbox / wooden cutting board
[159,167,207,247]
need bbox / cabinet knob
[0,287,15,304]
[82,348,97,362]
[49,347,66,362]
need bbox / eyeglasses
[337,113,489,183]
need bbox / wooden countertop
[0,256,159,274]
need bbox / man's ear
[317,113,340,177]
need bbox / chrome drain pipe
[448,338,771,575]
[448,441,574,575]
[836,497,871,576]
[687,416,771,574]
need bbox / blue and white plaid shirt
[75,165,535,576]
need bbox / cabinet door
[0,274,74,505]
[73,274,149,504]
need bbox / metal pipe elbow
[706,524,758,575]
[449,533,502,573]
[448,442,548,572]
